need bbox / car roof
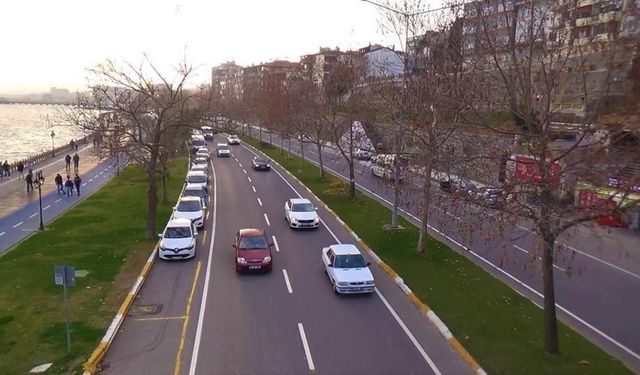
[197,148,208,152]
[179,196,201,202]
[192,135,205,140]
[201,126,212,130]
[167,218,192,227]
[185,183,205,190]
[291,198,312,204]
[187,170,206,176]
[217,143,228,146]
[330,244,361,255]
[238,228,265,237]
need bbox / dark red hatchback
[233,228,273,273]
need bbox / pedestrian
[2,160,9,178]
[65,154,71,171]
[74,140,78,151]
[72,153,80,172]
[27,160,34,173]
[55,173,64,195]
[73,174,81,196]
[65,175,74,196]
[69,139,75,151]
[17,161,24,179]
[25,171,34,192]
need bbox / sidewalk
[0,146,103,219]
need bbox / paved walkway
[0,145,103,219]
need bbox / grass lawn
[245,137,632,375]
[0,157,187,375]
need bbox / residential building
[211,61,243,98]
[358,44,404,78]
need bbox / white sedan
[284,198,319,229]
[173,196,205,228]
[322,244,375,294]
[158,218,197,260]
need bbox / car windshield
[188,175,207,184]
[254,157,267,164]
[192,140,205,147]
[334,254,367,269]
[165,226,192,239]
[177,200,202,212]
[239,235,268,249]
[218,145,229,150]
[194,158,207,164]
[184,189,204,199]
[291,203,314,212]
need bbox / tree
[456,0,639,354]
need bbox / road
[249,129,640,372]
[101,135,473,375]
[0,148,122,255]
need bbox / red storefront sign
[513,155,561,187]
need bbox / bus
[201,126,214,140]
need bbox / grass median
[0,156,187,375]
[243,137,632,375]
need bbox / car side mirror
[157,233,163,239]
[232,244,236,248]
[367,262,371,266]
[269,242,274,247]
[327,263,333,268]
[315,207,318,211]
[172,206,177,210]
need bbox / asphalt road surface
[249,129,640,372]
[102,135,472,375]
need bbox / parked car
[354,148,374,160]
[216,143,231,157]
[158,218,197,260]
[252,156,271,171]
[196,148,210,161]
[227,134,240,145]
[284,198,319,229]
[190,163,208,175]
[191,135,206,153]
[321,244,375,294]
[201,126,214,140]
[233,228,273,273]
[186,170,209,193]
[173,196,205,228]
[474,186,504,207]
[192,157,208,167]
[182,183,208,210]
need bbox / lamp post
[34,170,45,231]
[51,130,56,157]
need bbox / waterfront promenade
[0,144,120,254]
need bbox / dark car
[233,228,273,273]
[252,156,271,171]
[475,186,504,207]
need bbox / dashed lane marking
[264,213,271,227]
[257,198,262,206]
[13,221,23,228]
[272,235,280,252]
[55,199,62,203]
[297,323,315,371]
[282,269,293,294]
[29,213,37,219]
[44,205,51,210]
[252,186,256,193]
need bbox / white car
[196,148,210,161]
[190,163,208,175]
[182,183,208,210]
[322,244,375,294]
[192,157,208,167]
[227,134,240,145]
[173,196,205,228]
[216,143,231,157]
[284,198,319,229]
[158,218,197,260]
[186,170,209,193]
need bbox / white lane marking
[206,211,210,220]
[55,199,62,203]
[0,232,5,237]
[272,235,280,252]
[559,243,640,281]
[89,178,94,182]
[257,198,262,206]
[264,213,271,227]
[297,323,315,371]
[201,230,207,243]
[242,144,439,369]
[239,163,243,168]
[188,158,219,375]
[13,221,23,228]
[375,288,442,375]
[513,245,566,272]
[282,269,293,294]
[252,185,256,193]
[43,205,51,210]
[243,169,247,174]
[248,177,252,183]
[82,183,87,187]
[29,213,37,219]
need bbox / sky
[0,0,441,94]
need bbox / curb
[82,243,158,375]
[244,139,487,375]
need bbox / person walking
[73,153,80,172]
[27,160,34,173]
[55,173,64,195]
[69,139,75,151]
[64,175,74,196]
[17,161,24,179]
[65,154,71,171]
[74,140,79,151]
[73,174,81,196]
[2,160,9,178]
[25,171,34,192]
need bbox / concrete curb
[82,243,159,375]
[244,139,487,375]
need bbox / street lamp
[51,130,56,157]
[34,170,45,231]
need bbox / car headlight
[291,217,298,223]
[365,280,375,285]
[263,256,271,263]
[313,217,320,222]
[337,281,349,286]
[237,257,247,264]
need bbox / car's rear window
[334,254,367,268]
[184,189,204,199]
[188,175,207,184]
[239,235,267,249]
[165,226,192,238]
[178,200,202,212]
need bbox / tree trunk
[317,143,324,179]
[280,135,284,154]
[300,140,305,169]
[288,138,291,158]
[348,161,356,200]
[269,131,273,146]
[541,227,560,355]
[417,155,434,253]
[161,168,169,203]
[146,152,159,239]
[259,125,263,142]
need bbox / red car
[233,228,273,273]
